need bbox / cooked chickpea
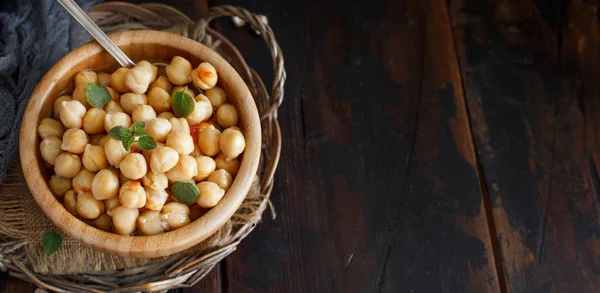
[137,210,166,235]
[158,112,175,120]
[91,169,119,200]
[186,99,213,124]
[147,87,171,113]
[111,67,129,93]
[136,60,158,82]
[208,169,233,190]
[150,76,173,93]
[106,86,120,101]
[167,155,198,182]
[72,85,90,108]
[220,128,245,160]
[77,192,105,220]
[160,202,191,230]
[49,175,71,197]
[64,190,78,216]
[40,136,62,165]
[61,128,88,154]
[72,168,95,194]
[54,153,81,178]
[169,117,191,134]
[120,93,147,114]
[216,103,238,128]
[146,118,171,143]
[171,86,195,99]
[97,72,111,87]
[82,144,108,172]
[166,131,195,155]
[104,100,124,113]
[104,137,129,167]
[38,118,64,139]
[197,125,220,157]
[104,196,120,211]
[142,142,164,163]
[107,206,139,235]
[93,213,113,232]
[120,153,147,180]
[132,104,157,122]
[196,181,225,208]
[53,95,71,119]
[194,156,216,181]
[150,146,179,173]
[205,86,227,108]
[59,100,87,129]
[75,70,97,88]
[119,181,146,209]
[144,187,169,211]
[142,172,169,190]
[83,108,106,134]
[104,112,132,133]
[215,153,239,175]
[126,64,153,94]
[165,56,193,85]
[98,135,111,147]
[192,62,218,90]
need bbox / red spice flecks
[199,70,213,80]
[190,121,215,145]
[131,144,141,152]
[131,181,141,187]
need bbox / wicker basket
[0,2,283,292]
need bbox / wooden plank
[214,0,500,292]
[450,0,600,292]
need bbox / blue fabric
[0,0,99,182]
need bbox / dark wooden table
[4,0,600,292]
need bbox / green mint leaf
[171,181,200,204]
[137,135,157,150]
[171,91,195,118]
[108,126,132,141]
[131,121,147,137]
[42,231,63,255]
[86,83,111,108]
[122,136,134,151]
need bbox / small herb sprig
[171,181,200,204]
[86,83,112,108]
[42,231,63,255]
[171,87,195,118]
[108,121,157,151]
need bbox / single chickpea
[147,87,171,113]
[72,85,90,108]
[191,62,218,90]
[167,155,198,182]
[64,190,78,216]
[171,86,196,99]
[165,56,193,85]
[150,76,173,93]
[120,93,147,114]
[97,72,111,87]
[104,137,129,167]
[215,153,239,175]
[82,144,108,172]
[138,210,166,235]
[208,169,233,190]
[72,168,95,194]
[106,86,120,101]
[144,187,169,211]
[77,192,105,220]
[126,64,153,94]
[111,67,129,93]
[132,104,157,122]
[142,172,169,190]
[219,128,245,160]
[166,131,195,155]
[142,142,165,163]
[74,70,97,88]
[104,196,120,211]
[107,206,139,235]
[186,98,213,124]
[146,118,171,143]
[196,181,225,208]
[40,136,62,165]
[169,117,191,134]
[49,175,71,197]
[190,205,206,221]
[205,86,227,108]
[120,153,147,180]
[119,181,146,209]
[160,202,191,230]
[136,60,158,82]
[194,156,216,181]
[104,112,132,133]
[53,95,72,119]
[54,153,81,178]
[158,112,176,120]
[61,128,88,154]
[91,169,119,200]
[93,213,113,232]
[104,100,124,113]
[197,125,221,157]
[83,108,106,134]
[59,100,87,129]
[150,146,179,173]
[216,103,238,128]
[38,118,64,139]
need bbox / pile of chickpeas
[37,56,246,235]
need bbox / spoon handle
[57,0,136,68]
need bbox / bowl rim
[19,30,261,258]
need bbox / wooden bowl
[19,30,261,258]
